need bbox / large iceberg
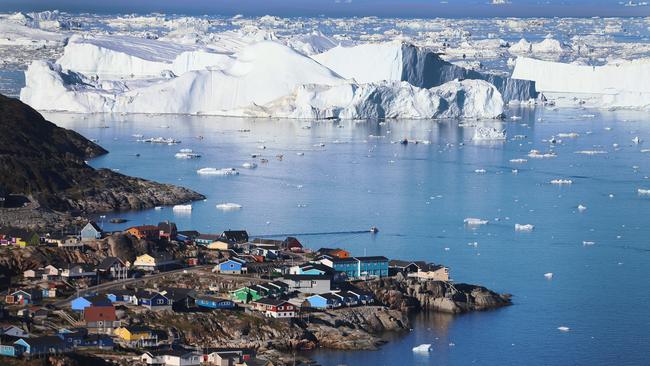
[312,41,538,103]
[20,41,505,119]
[57,34,233,78]
[512,57,650,109]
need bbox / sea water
[42,106,650,366]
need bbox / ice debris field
[4,12,650,117]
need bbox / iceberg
[197,168,239,176]
[464,217,489,225]
[312,41,538,102]
[216,203,243,210]
[550,179,573,185]
[57,34,233,78]
[172,204,192,211]
[412,344,432,353]
[515,224,535,231]
[20,42,505,119]
[544,272,554,279]
[512,57,650,109]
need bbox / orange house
[317,247,351,259]
[126,225,160,240]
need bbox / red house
[84,305,121,334]
[252,298,297,318]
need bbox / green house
[230,286,264,304]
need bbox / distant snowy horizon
[2,0,650,18]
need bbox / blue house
[70,295,112,312]
[80,222,102,242]
[0,344,21,357]
[105,289,134,303]
[306,293,343,309]
[195,295,236,309]
[134,291,171,311]
[214,258,247,274]
[323,256,389,279]
[14,336,68,357]
[78,334,114,349]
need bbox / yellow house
[114,326,155,342]
[133,254,156,267]
[132,253,176,271]
[206,240,232,251]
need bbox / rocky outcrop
[0,93,204,226]
[359,275,512,314]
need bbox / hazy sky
[2,0,648,17]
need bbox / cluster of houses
[0,220,451,364]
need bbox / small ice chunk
[575,150,607,155]
[473,126,506,141]
[510,158,528,163]
[544,272,553,279]
[577,204,587,212]
[216,203,242,210]
[528,150,556,159]
[550,179,573,185]
[633,136,642,144]
[557,326,570,332]
[557,132,579,138]
[515,223,535,231]
[638,189,650,195]
[412,344,432,353]
[582,241,595,246]
[464,218,489,225]
[475,169,487,174]
[242,162,258,169]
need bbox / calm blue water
[43,107,650,365]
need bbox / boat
[370,226,379,233]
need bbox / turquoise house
[0,344,21,357]
[326,256,389,278]
[195,295,236,309]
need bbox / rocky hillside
[0,94,204,215]
[359,275,512,313]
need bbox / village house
[58,236,84,248]
[230,286,265,304]
[60,263,96,279]
[14,335,69,357]
[1,325,29,338]
[84,305,120,334]
[221,230,249,244]
[306,293,343,309]
[194,233,221,246]
[133,290,172,311]
[251,298,297,318]
[140,349,202,366]
[212,257,247,274]
[80,222,103,242]
[318,256,389,279]
[71,294,112,312]
[133,252,179,272]
[114,326,160,347]
[0,229,40,247]
[96,257,129,280]
[6,289,42,305]
[160,287,196,311]
[157,221,178,241]
[194,294,236,310]
[281,274,331,294]
[389,260,449,281]
[316,247,350,259]
[126,225,160,241]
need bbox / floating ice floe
[557,326,570,332]
[472,126,506,141]
[196,167,239,176]
[175,149,201,159]
[582,241,595,246]
[154,206,162,210]
[464,218,489,225]
[577,204,587,212]
[633,136,642,144]
[138,137,181,144]
[515,223,535,231]
[216,203,243,210]
[550,179,573,185]
[475,169,487,174]
[575,150,607,155]
[544,272,553,279]
[637,188,650,195]
[557,132,579,138]
[412,344,432,353]
[172,204,192,211]
[242,162,258,169]
[509,158,528,163]
[528,149,556,159]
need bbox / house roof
[18,335,65,347]
[160,287,195,302]
[196,234,222,241]
[222,230,249,243]
[283,274,332,281]
[134,290,167,300]
[84,305,116,322]
[84,222,102,233]
[96,257,124,271]
[253,298,291,307]
[299,263,334,273]
[195,294,231,303]
[82,294,112,306]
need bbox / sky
[1,0,649,17]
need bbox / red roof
[83,305,116,322]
